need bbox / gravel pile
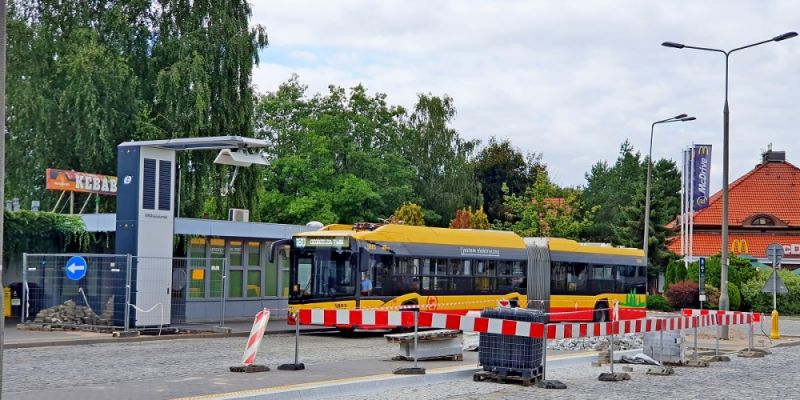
[33,298,115,326]
[547,334,643,351]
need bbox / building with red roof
[667,149,800,266]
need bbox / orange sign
[46,169,117,196]
[425,296,438,311]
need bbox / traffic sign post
[65,256,88,281]
[765,243,784,339]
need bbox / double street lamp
[643,114,695,273]
[662,32,797,339]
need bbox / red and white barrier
[296,307,760,341]
[241,308,271,366]
[681,308,762,324]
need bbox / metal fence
[22,253,130,330]
[22,253,227,332]
[139,256,228,328]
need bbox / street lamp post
[662,32,797,339]
[644,115,695,278]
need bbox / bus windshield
[290,248,356,300]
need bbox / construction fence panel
[136,256,228,329]
[22,253,130,330]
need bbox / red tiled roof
[692,161,800,227]
[666,232,800,259]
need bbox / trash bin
[479,307,545,379]
[4,287,10,317]
[9,282,23,318]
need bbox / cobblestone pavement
[332,344,800,400]
[4,332,390,395]
[4,317,799,399]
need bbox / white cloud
[249,0,800,192]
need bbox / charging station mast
[114,136,268,328]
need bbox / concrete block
[598,372,631,381]
[646,366,674,376]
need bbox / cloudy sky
[249,1,799,192]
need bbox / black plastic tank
[478,307,545,378]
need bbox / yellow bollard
[770,309,780,339]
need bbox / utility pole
[0,0,7,395]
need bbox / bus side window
[569,263,588,294]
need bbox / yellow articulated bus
[286,223,647,330]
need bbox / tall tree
[501,173,591,239]
[254,78,416,224]
[474,137,543,223]
[402,94,481,226]
[150,0,268,219]
[6,0,267,218]
[580,140,644,244]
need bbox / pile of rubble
[33,297,115,326]
[548,334,643,351]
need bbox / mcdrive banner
[692,144,712,211]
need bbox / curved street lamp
[644,115,695,278]
[662,32,797,339]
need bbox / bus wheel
[593,303,608,322]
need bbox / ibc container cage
[479,307,545,379]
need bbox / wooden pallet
[472,370,541,387]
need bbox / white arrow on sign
[67,263,86,274]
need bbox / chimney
[761,143,786,164]
[762,149,786,163]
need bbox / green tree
[581,141,644,244]
[581,142,681,280]
[255,78,417,224]
[474,138,543,222]
[6,0,268,218]
[402,94,481,226]
[501,173,591,239]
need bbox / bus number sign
[294,237,349,249]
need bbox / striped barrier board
[295,308,760,340]
[241,308,271,366]
[681,308,762,323]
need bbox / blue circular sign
[65,256,88,281]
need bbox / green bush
[728,281,741,311]
[646,295,672,312]
[665,263,676,287]
[704,284,720,309]
[675,264,687,282]
[741,269,800,314]
[686,254,758,288]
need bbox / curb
[5,327,335,349]
[172,349,642,400]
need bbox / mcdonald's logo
[696,146,710,155]
[730,239,749,254]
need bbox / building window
[752,217,774,226]
[188,238,206,299]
